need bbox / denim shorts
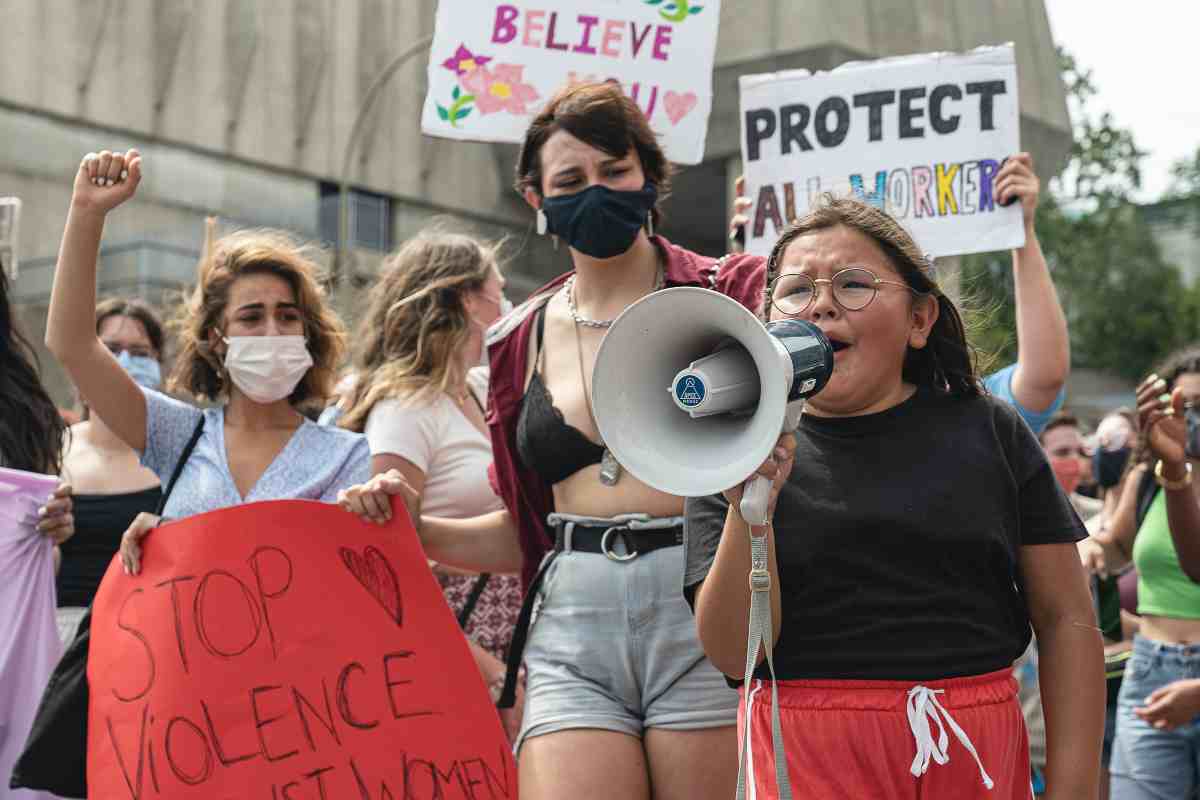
[1110,635,1200,799]
[515,538,739,753]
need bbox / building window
[319,183,392,252]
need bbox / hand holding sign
[994,152,1040,226]
[338,468,421,527]
[89,498,514,799]
[35,482,75,545]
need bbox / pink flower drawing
[442,44,491,76]
[461,64,540,115]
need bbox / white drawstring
[744,680,764,800]
[906,685,995,790]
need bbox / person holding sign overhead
[44,150,371,579]
[342,81,764,800]
[686,195,1102,799]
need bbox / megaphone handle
[739,476,772,526]
[738,401,805,526]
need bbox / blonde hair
[168,223,345,404]
[339,228,501,433]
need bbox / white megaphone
[593,287,834,525]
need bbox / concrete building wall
[1,0,1072,407]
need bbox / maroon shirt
[485,236,766,589]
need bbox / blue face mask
[541,183,658,260]
[116,350,162,390]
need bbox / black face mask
[541,183,658,260]
[1094,446,1131,489]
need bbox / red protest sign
[88,499,515,799]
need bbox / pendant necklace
[568,261,664,487]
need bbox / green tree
[962,49,1200,381]
[1166,145,1200,198]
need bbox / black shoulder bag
[10,417,205,797]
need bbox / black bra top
[516,306,605,485]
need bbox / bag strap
[154,416,205,517]
[457,573,492,629]
[1134,465,1160,531]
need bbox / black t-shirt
[683,387,1086,683]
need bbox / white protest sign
[739,44,1025,258]
[0,197,20,280]
[421,0,722,165]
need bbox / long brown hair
[763,195,982,398]
[168,227,345,405]
[339,228,501,433]
[515,81,671,226]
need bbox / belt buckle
[601,526,638,562]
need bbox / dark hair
[0,262,66,473]
[1040,410,1081,443]
[96,297,166,361]
[1132,345,1200,466]
[763,195,981,398]
[515,81,671,226]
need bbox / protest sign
[421,0,722,164]
[88,499,514,800]
[739,44,1025,258]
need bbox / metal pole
[335,33,435,285]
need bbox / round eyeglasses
[769,266,924,316]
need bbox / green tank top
[1134,490,1200,619]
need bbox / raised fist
[72,149,142,214]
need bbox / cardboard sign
[739,44,1025,258]
[421,0,723,164]
[88,499,514,800]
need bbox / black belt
[496,519,684,709]
[553,519,684,560]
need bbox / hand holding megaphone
[722,431,797,527]
[592,287,833,523]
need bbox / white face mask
[470,293,513,368]
[222,335,313,404]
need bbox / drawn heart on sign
[339,545,403,626]
[664,91,698,125]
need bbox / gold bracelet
[1155,459,1193,490]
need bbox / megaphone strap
[737,530,795,800]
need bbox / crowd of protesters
[1,80,1197,800]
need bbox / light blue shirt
[139,388,370,520]
[982,363,1065,435]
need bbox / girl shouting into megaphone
[684,196,1104,799]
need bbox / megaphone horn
[593,287,833,523]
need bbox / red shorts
[739,669,1032,799]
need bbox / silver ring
[601,527,637,562]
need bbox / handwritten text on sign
[739,44,1025,258]
[88,499,513,800]
[422,0,722,164]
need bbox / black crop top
[57,485,162,607]
[516,306,605,485]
